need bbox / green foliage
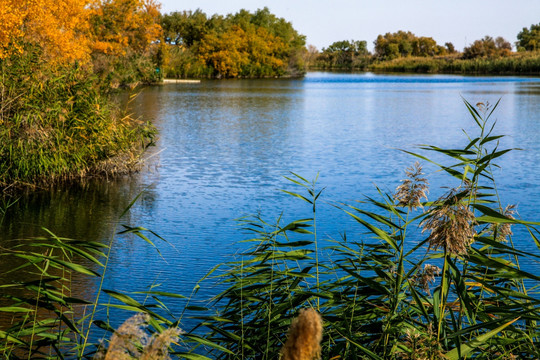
[160,7,306,78]
[92,47,163,89]
[312,40,371,70]
[374,31,444,60]
[161,9,208,47]
[0,45,155,191]
[0,193,190,359]
[368,52,540,75]
[463,36,512,59]
[517,23,540,51]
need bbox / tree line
[311,24,540,72]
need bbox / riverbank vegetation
[309,24,540,74]
[0,0,163,192]
[1,99,539,359]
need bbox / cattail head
[421,188,476,256]
[394,162,429,210]
[281,308,323,360]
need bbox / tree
[162,7,306,78]
[198,24,286,78]
[463,36,512,59]
[319,40,369,68]
[161,9,208,47]
[516,23,540,51]
[0,0,91,63]
[374,31,441,59]
[445,42,456,54]
[89,0,162,56]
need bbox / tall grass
[0,45,156,193]
[1,98,540,359]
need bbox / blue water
[2,72,540,329]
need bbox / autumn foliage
[88,0,162,56]
[0,0,161,190]
[0,0,91,63]
[0,0,162,70]
[198,25,286,78]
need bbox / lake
[1,72,540,325]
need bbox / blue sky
[158,0,540,51]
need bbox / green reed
[0,45,156,193]
[0,194,197,359]
[198,98,540,359]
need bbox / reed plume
[394,162,429,210]
[421,188,476,255]
[94,313,181,360]
[417,264,441,295]
[281,308,323,360]
[491,204,516,242]
[100,313,149,360]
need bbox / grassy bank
[368,52,540,74]
[307,52,540,75]
[0,47,155,193]
[1,98,539,359]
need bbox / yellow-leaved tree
[0,0,91,63]
[89,0,162,56]
[198,24,286,78]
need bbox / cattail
[281,308,323,360]
[421,189,476,256]
[394,162,429,210]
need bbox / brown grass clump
[394,162,429,210]
[281,308,323,360]
[421,189,476,256]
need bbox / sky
[158,0,540,52]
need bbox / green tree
[445,42,456,54]
[463,36,512,59]
[319,39,369,68]
[161,9,208,47]
[516,23,540,51]
[374,31,441,59]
